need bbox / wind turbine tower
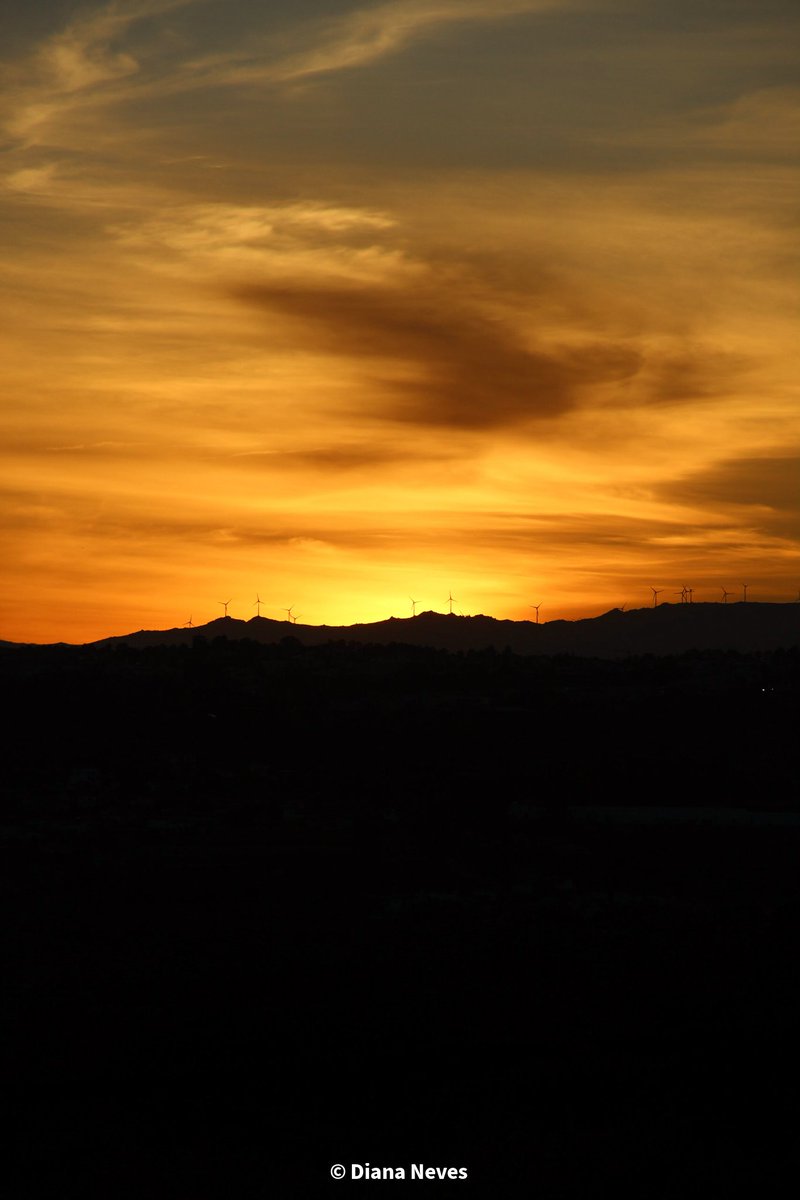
[253,594,263,617]
[219,599,232,618]
[447,591,455,615]
[650,587,664,608]
[721,587,732,604]
[529,603,542,624]
[410,597,418,617]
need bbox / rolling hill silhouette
[73,601,800,657]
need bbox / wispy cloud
[1,0,573,151]
[112,201,397,256]
[206,0,572,88]
[2,0,197,144]
[690,86,800,158]
[589,83,800,166]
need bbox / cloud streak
[2,0,197,144]
[213,0,572,87]
[232,279,642,430]
[658,454,800,540]
[1,0,573,152]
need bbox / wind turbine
[529,603,542,624]
[182,616,194,628]
[410,597,419,617]
[253,593,263,617]
[742,583,749,603]
[447,591,455,615]
[675,588,688,604]
[650,587,663,607]
[721,587,732,604]
[219,599,232,617]
[284,605,295,623]
[687,588,694,604]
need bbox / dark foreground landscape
[2,610,800,1196]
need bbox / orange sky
[2,0,798,642]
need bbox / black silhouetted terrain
[71,600,800,657]
[2,630,799,1196]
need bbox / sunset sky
[2,0,798,642]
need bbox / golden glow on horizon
[1,1,798,643]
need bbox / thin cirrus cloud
[2,0,575,148]
[2,0,197,143]
[192,0,574,87]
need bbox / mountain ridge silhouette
[9,600,798,657]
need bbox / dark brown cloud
[658,454,800,539]
[642,348,751,407]
[231,443,454,471]
[231,280,641,430]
